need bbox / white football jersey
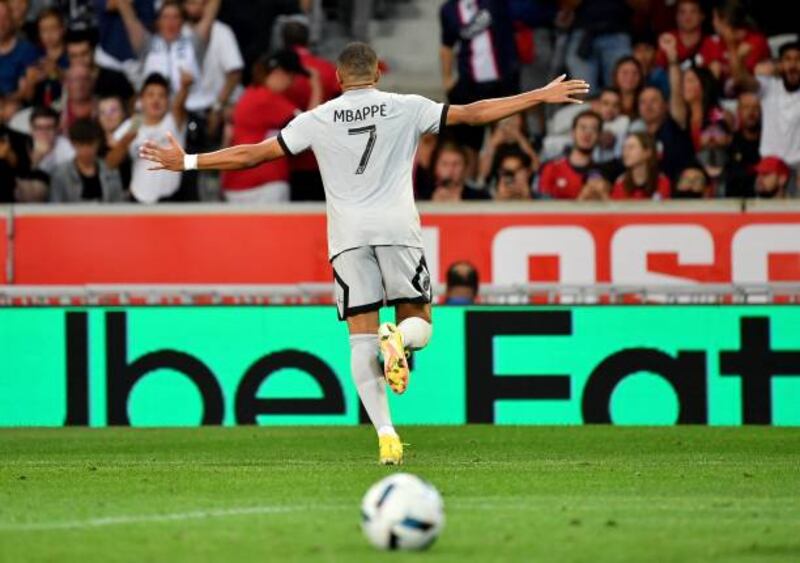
[279,88,448,259]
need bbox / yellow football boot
[378,434,404,465]
[378,322,410,394]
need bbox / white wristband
[184,154,198,171]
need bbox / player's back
[279,88,447,258]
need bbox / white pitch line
[0,505,350,532]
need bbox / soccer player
[139,42,589,465]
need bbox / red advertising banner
[8,208,800,285]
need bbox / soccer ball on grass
[360,473,445,551]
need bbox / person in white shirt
[108,72,191,203]
[139,42,589,464]
[115,0,201,94]
[733,41,800,195]
[182,0,242,140]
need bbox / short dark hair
[497,145,533,170]
[779,41,800,59]
[600,87,622,99]
[572,110,602,131]
[282,21,310,48]
[141,73,170,95]
[680,161,711,185]
[65,29,96,48]
[713,0,753,30]
[68,118,103,145]
[337,42,378,79]
[30,106,59,125]
[640,85,667,102]
[446,261,479,294]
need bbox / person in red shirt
[698,0,770,80]
[538,111,602,200]
[221,51,308,203]
[279,20,337,201]
[655,0,707,69]
[612,133,671,200]
[281,21,341,107]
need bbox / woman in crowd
[612,132,671,200]
[662,35,729,152]
[611,56,644,119]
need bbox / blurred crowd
[0,0,798,204]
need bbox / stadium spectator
[577,171,611,201]
[0,0,38,97]
[724,90,761,198]
[97,93,130,188]
[440,0,519,161]
[493,146,534,201]
[65,29,134,102]
[754,156,791,199]
[282,20,340,106]
[60,63,96,132]
[182,0,242,145]
[595,88,629,163]
[116,0,201,98]
[634,85,695,182]
[18,7,67,106]
[50,118,124,202]
[537,111,602,200]
[444,261,479,305]
[29,104,73,174]
[734,41,800,194]
[281,19,336,202]
[631,34,669,97]
[478,113,538,187]
[564,0,632,89]
[611,56,643,118]
[662,41,728,152]
[612,133,671,200]
[699,0,770,81]
[221,51,313,204]
[429,142,491,202]
[94,0,155,83]
[674,163,712,198]
[655,0,707,69]
[108,72,192,203]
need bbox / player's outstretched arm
[139,132,286,172]
[447,75,590,127]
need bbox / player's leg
[375,246,434,394]
[334,247,402,464]
[394,302,433,352]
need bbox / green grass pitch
[1,426,799,562]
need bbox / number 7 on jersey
[348,125,377,175]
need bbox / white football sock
[398,317,432,350]
[350,334,394,436]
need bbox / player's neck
[342,83,377,93]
